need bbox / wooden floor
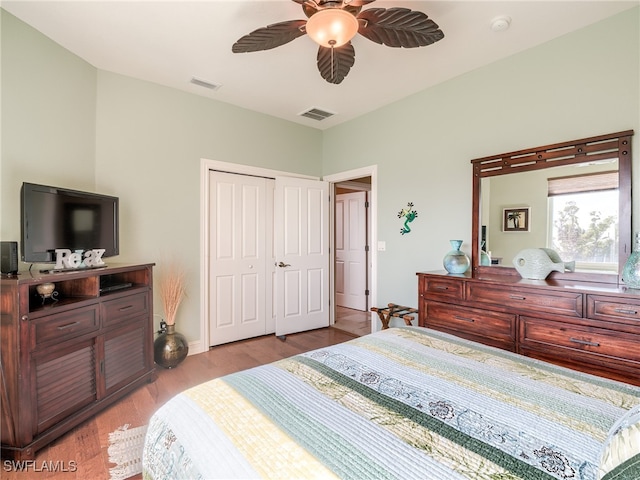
[2,327,356,480]
[332,305,371,336]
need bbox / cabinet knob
[21,315,28,321]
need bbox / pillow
[598,404,640,480]
[600,454,640,480]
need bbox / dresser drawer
[32,305,100,347]
[420,275,465,301]
[466,283,583,317]
[101,292,149,327]
[587,295,640,326]
[424,301,516,349]
[520,316,640,364]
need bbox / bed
[142,327,640,480]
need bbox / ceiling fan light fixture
[305,9,359,48]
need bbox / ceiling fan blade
[357,7,444,48]
[317,42,355,84]
[232,20,307,53]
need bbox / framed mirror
[471,130,633,284]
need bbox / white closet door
[208,171,273,346]
[335,191,367,311]
[274,176,329,337]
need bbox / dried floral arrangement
[159,262,186,326]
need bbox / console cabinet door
[32,339,97,434]
[102,318,148,396]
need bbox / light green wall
[1,10,322,342]
[94,71,322,340]
[1,9,97,239]
[323,7,640,314]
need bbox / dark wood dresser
[0,263,155,459]
[417,270,640,386]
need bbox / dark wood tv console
[0,263,155,459]
[418,271,640,387]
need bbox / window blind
[547,171,618,196]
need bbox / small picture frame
[503,207,530,232]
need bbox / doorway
[324,167,378,336]
[335,188,368,311]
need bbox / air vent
[299,107,335,121]
[190,77,221,91]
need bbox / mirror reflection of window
[547,171,618,272]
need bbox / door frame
[198,158,318,354]
[324,165,378,334]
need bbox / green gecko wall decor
[398,202,418,235]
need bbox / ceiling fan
[232,0,444,84]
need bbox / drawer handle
[434,286,449,291]
[119,305,134,312]
[57,321,80,330]
[570,337,600,347]
[454,315,475,323]
[614,308,638,315]
[509,295,526,301]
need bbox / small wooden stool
[371,303,418,330]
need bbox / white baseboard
[187,339,206,356]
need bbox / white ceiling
[3,1,638,130]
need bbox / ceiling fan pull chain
[329,39,336,81]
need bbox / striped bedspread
[142,327,640,479]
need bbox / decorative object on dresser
[541,247,576,272]
[622,232,640,289]
[0,263,155,460]
[35,282,58,304]
[442,239,470,274]
[480,241,491,266]
[512,248,574,280]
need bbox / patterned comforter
[142,327,640,479]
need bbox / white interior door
[208,171,274,346]
[335,191,367,311]
[275,176,329,337]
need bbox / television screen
[21,182,119,263]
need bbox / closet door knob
[277,262,291,268]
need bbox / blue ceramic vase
[443,240,470,274]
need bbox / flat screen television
[21,182,119,263]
